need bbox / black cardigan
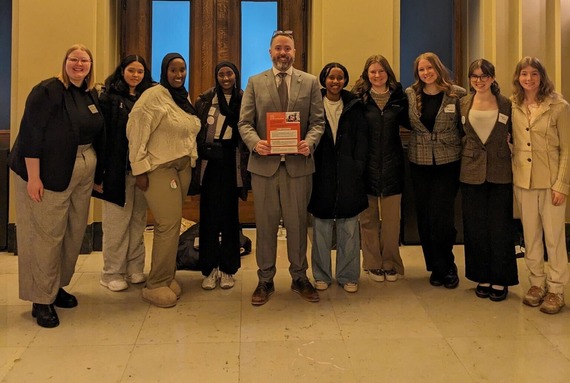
[91,90,137,206]
[9,77,104,191]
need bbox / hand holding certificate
[266,112,301,154]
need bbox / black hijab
[160,53,196,115]
[214,61,242,129]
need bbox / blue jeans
[311,216,361,285]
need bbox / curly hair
[352,54,398,102]
[511,56,555,105]
[411,52,458,113]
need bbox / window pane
[241,1,277,86]
[151,1,191,89]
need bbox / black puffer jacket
[308,89,368,219]
[363,83,408,197]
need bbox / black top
[68,84,105,145]
[8,77,105,191]
[420,92,443,133]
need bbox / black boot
[32,303,59,328]
[54,288,78,308]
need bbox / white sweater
[127,85,201,175]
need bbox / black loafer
[429,273,444,286]
[53,288,78,308]
[489,286,508,302]
[475,284,491,298]
[32,303,59,328]
[443,265,459,289]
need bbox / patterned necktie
[278,72,288,111]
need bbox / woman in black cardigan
[308,62,368,293]
[9,44,104,328]
[94,55,154,292]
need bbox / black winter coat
[308,89,368,219]
[363,83,408,197]
[91,90,138,206]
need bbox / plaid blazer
[405,85,466,165]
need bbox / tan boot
[169,279,182,299]
[142,287,177,308]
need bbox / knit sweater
[127,84,201,175]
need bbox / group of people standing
[8,33,569,328]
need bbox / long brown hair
[352,54,398,102]
[511,56,555,105]
[411,52,458,113]
[57,43,95,90]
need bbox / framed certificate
[266,112,301,154]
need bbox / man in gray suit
[238,31,325,306]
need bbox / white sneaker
[127,273,146,284]
[343,282,359,293]
[202,268,219,290]
[367,269,385,282]
[219,272,235,289]
[100,279,128,292]
[314,280,329,291]
[385,269,399,282]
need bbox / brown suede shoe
[251,281,275,306]
[291,279,320,302]
[169,279,182,299]
[142,287,177,308]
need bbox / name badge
[444,104,455,113]
[88,104,98,114]
[461,116,466,125]
[498,113,509,124]
[208,107,216,116]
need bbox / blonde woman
[9,44,104,328]
[405,52,466,289]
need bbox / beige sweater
[127,85,201,175]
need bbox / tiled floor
[1,228,570,382]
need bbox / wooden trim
[0,130,10,150]
[453,0,463,86]
[120,0,152,64]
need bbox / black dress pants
[410,161,460,276]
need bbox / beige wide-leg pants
[15,145,96,304]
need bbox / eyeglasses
[469,74,490,82]
[272,30,293,37]
[67,57,92,64]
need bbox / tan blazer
[511,93,570,195]
[459,93,512,185]
[238,68,325,177]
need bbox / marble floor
[1,228,570,382]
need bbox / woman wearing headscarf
[126,53,201,308]
[193,61,249,290]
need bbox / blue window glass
[151,1,191,89]
[241,1,277,87]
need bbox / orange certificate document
[266,112,301,154]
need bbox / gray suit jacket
[238,68,325,177]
